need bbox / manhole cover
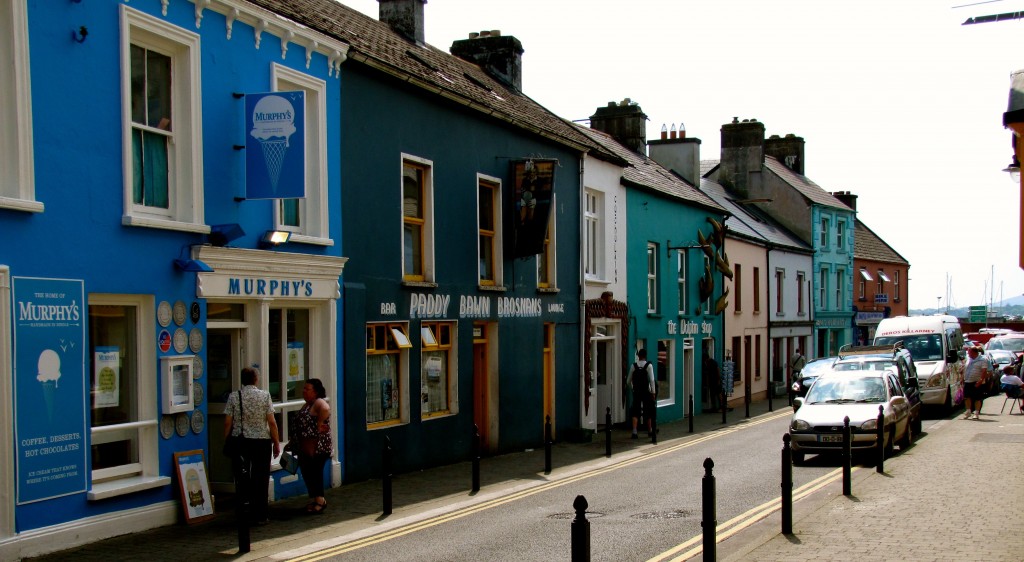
[548,511,606,520]
[631,509,692,520]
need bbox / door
[207,327,244,490]
[542,323,555,438]
[472,323,491,453]
[592,321,623,425]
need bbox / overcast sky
[342,0,1024,311]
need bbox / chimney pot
[660,123,668,140]
[679,121,686,138]
[469,32,479,39]
[670,123,677,139]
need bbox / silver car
[789,370,913,464]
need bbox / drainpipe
[578,152,587,431]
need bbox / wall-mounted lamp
[1002,155,1020,183]
[259,230,291,249]
[72,26,88,43]
[174,245,214,272]
[208,223,245,247]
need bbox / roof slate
[574,125,725,212]
[763,157,853,211]
[854,220,908,265]
[246,0,614,158]
[699,180,812,253]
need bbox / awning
[878,271,892,283]
[859,269,874,281]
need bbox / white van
[872,315,965,412]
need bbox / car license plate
[819,434,843,443]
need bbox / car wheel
[912,415,922,435]
[943,386,953,415]
[792,451,805,465]
[898,422,912,450]
[884,427,895,458]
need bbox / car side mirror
[792,397,803,412]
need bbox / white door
[592,321,623,425]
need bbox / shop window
[269,308,312,443]
[272,64,330,244]
[121,6,204,231]
[402,156,434,282]
[421,322,456,418]
[366,323,410,427]
[657,339,673,403]
[88,295,160,494]
[584,190,603,280]
[478,176,502,286]
[0,1,38,212]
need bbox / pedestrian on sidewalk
[288,378,332,514]
[704,352,722,412]
[630,349,655,439]
[224,367,281,526]
[962,345,991,420]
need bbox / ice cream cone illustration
[250,95,297,193]
[37,349,61,421]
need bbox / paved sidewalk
[718,397,1024,562]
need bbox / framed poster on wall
[173,450,214,524]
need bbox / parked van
[872,315,965,412]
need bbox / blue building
[1,1,348,556]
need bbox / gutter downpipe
[578,152,588,432]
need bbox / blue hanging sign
[12,277,88,504]
[245,91,306,200]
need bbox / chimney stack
[765,133,805,175]
[719,118,766,197]
[589,99,648,155]
[451,31,524,91]
[831,190,857,211]
[378,0,427,45]
[648,121,701,186]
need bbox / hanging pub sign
[12,277,88,504]
[245,91,306,200]
[510,159,556,258]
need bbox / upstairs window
[402,157,434,282]
[647,242,658,313]
[537,198,556,288]
[836,220,845,250]
[819,217,829,248]
[734,263,743,313]
[273,64,330,244]
[478,176,501,286]
[819,268,828,310]
[0,1,38,212]
[122,6,203,230]
[797,272,806,315]
[584,191,602,279]
[835,269,844,309]
[893,270,901,302]
[775,269,784,315]
[753,266,760,313]
[677,251,687,315]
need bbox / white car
[789,370,913,465]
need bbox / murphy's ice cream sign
[245,91,305,200]
[12,277,88,504]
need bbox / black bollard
[688,394,694,433]
[472,424,481,493]
[781,434,793,534]
[544,415,552,475]
[236,459,251,554]
[876,405,885,473]
[383,436,393,515]
[842,416,851,497]
[701,458,717,562]
[605,408,612,458]
[570,495,590,562]
[745,385,751,418]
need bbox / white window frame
[646,242,658,313]
[272,64,331,245]
[584,190,603,280]
[537,193,556,288]
[894,270,901,302]
[835,269,844,309]
[0,1,39,213]
[86,294,167,500]
[677,250,687,315]
[836,220,845,250]
[819,267,828,310]
[819,217,829,248]
[120,6,205,233]
[401,155,435,282]
[477,173,503,287]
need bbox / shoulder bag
[222,390,244,457]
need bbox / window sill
[422,410,455,420]
[647,313,662,319]
[0,197,44,213]
[288,233,334,247]
[122,215,211,234]
[536,287,559,294]
[401,281,438,289]
[478,285,508,293]
[88,475,171,501]
[584,277,611,286]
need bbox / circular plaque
[189,327,203,353]
[175,413,190,437]
[193,383,204,405]
[190,410,205,434]
[190,301,201,324]
[173,328,188,353]
[193,355,204,379]
[172,300,187,326]
[157,301,172,327]
[160,415,175,439]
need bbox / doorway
[592,321,623,425]
[472,322,495,453]
[206,327,244,491]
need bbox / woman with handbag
[223,367,281,526]
[288,378,331,514]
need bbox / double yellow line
[288,411,794,562]
[647,465,856,562]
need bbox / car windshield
[986,337,1024,352]
[805,376,887,404]
[801,357,836,378]
[834,359,893,372]
[875,334,943,361]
